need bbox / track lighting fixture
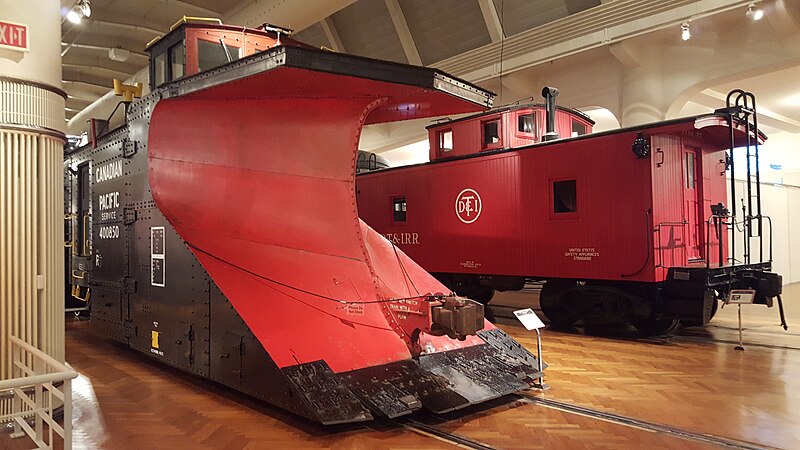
[746,2,763,21]
[681,22,691,41]
[66,0,91,24]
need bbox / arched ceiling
[61,0,800,154]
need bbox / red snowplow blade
[147,46,542,423]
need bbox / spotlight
[80,0,91,18]
[66,0,91,24]
[66,9,81,24]
[746,3,763,21]
[681,22,691,41]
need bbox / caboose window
[518,113,534,134]
[482,120,501,149]
[438,129,453,153]
[685,153,695,189]
[169,41,185,81]
[553,180,577,213]
[198,39,241,72]
[393,197,407,222]
[572,120,587,137]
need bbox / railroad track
[389,393,776,450]
[396,418,496,450]
[517,394,774,450]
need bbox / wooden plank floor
[1,283,797,449]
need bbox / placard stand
[727,289,755,351]
[735,304,745,351]
[532,327,549,390]
[513,308,549,390]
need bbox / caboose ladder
[725,90,763,264]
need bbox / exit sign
[0,20,28,52]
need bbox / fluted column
[0,0,66,388]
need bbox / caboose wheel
[709,296,719,320]
[539,282,579,327]
[631,316,680,335]
[468,288,494,305]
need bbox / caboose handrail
[703,214,772,269]
[653,221,688,269]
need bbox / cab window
[198,39,241,72]
[153,52,166,86]
[169,41,185,81]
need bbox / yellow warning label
[151,331,159,349]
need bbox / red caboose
[357,88,784,334]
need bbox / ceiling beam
[88,9,169,34]
[477,0,504,42]
[225,0,356,30]
[87,18,164,37]
[320,18,344,52]
[62,71,116,91]
[385,0,422,66]
[61,42,149,61]
[62,33,152,56]
[434,0,758,83]
[63,80,112,97]
[163,0,224,16]
[66,96,94,108]
[62,63,135,80]
[63,52,143,75]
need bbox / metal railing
[653,221,688,268]
[704,214,773,269]
[0,336,78,450]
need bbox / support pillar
[0,0,66,391]
[620,64,666,127]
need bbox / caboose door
[682,147,703,261]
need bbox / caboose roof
[362,111,764,176]
[426,103,595,130]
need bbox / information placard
[514,308,545,330]
[727,289,756,305]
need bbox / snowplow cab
[145,17,303,90]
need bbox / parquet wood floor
[1,283,796,449]
[489,282,800,449]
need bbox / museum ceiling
[60,0,800,153]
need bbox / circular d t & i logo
[455,188,482,224]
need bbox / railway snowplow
[65,20,544,425]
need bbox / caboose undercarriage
[434,261,783,335]
[538,262,782,334]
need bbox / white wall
[729,180,800,284]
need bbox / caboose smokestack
[542,86,560,141]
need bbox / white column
[620,64,666,127]
[0,0,66,390]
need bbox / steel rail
[397,418,497,450]
[519,395,772,450]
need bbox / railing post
[35,383,43,443]
[63,378,73,450]
[10,341,23,438]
